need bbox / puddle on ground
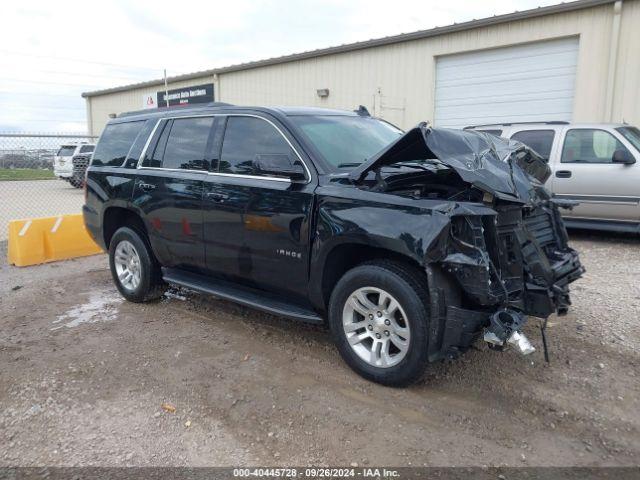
[51,290,123,330]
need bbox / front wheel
[109,226,166,302]
[328,260,431,387]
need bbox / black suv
[83,103,584,386]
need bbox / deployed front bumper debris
[483,310,535,355]
[348,124,585,360]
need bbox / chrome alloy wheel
[113,240,141,292]
[342,287,411,368]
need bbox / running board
[162,268,324,324]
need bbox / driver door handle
[137,181,156,191]
[205,192,229,202]
[555,170,572,178]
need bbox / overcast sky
[1,0,564,133]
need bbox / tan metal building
[82,0,640,136]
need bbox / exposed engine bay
[348,124,585,359]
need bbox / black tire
[328,260,431,387]
[69,177,83,188]
[108,226,166,302]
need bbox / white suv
[465,122,640,234]
[54,143,95,186]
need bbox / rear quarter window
[91,121,146,167]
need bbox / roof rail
[464,120,570,129]
[118,101,234,118]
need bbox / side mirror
[612,149,635,164]
[253,154,306,181]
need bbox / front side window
[79,145,95,154]
[219,116,296,176]
[290,115,402,169]
[161,117,215,170]
[92,121,145,167]
[616,126,640,152]
[511,129,556,161]
[561,129,630,164]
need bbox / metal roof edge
[82,0,617,98]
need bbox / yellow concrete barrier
[7,214,103,267]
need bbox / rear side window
[146,121,171,168]
[561,129,630,164]
[79,145,94,154]
[479,129,503,137]
[124,120,154,168]
[511,130,555,161]
[57,146,76,156]
[219,116,295,176]
[161,117,215,170]
[92,121,145,167]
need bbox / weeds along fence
[0,133,98,241]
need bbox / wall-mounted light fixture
[108,113,117,118]
[316,88,330,98]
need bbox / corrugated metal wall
[87,0,640,135]
[613,0,640,123]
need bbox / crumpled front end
[443,196,584,319]
[349,125,585,360]
[425,196,584,360]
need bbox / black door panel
[132,116,217,269]
[203,114,315,300]
[133,169,205,268]
[203,175,313,299]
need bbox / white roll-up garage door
[434,37,579,128]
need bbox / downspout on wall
[605,0,623,121]
[85,99,94,137]
[213,73,221,102]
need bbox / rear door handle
[205,192,229,202]
[137,181,156,191]
[555,170,572,178]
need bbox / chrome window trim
[137,166,291,183]
[135,113,312,184]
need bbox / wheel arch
[310,240,426,313]
[102,206,148,250]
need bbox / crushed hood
[349,124,551,202]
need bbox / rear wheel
[109,226,166,302]
[328,260,431,386]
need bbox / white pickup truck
[465,122,640,234]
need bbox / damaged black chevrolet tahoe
[83,104,584,386]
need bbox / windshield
[290,115,402,169]
[56,145,76,156]
[616,126,640,152]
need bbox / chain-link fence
[0,133,98,241]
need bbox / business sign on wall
[156,83,214,107]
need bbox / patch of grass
[0,168,56,181]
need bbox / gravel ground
[0,180,84,240]
[0,231,638,467]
